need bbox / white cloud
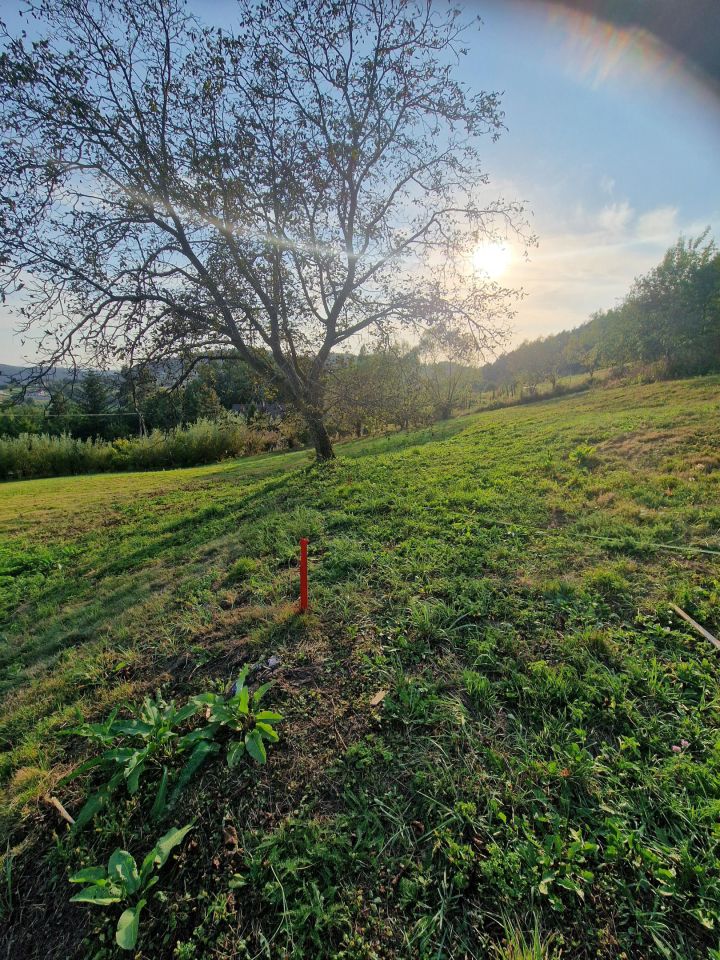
[502,205,719,348]
[635,205,679,242]
[597,200,634,234]
[599,175,615,196]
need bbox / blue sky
[1,0,719,362]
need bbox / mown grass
[1,375,719,959]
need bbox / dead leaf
[223,824,239,850]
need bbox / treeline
[1,326,478,447]
[0,327,480,478]
[481,232,720,396]
[0,344,476,479]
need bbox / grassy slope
[1,376,719,959]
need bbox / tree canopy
[0,0,527,458]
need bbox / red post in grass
[299,538,309,612]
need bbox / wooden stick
[669,603,720,652]
[43,795,75,825]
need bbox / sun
[472,242,512,279]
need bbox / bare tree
[0,0,528,459]
[418,325,476,419]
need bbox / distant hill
[0,364,84,386]
[0,354,354,390]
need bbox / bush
[0,414,280,481]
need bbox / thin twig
[669,604,720,652]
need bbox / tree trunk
[307,414,335,460]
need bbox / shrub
[0,414,282,480]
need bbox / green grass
[1,376,719,959]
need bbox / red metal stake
[299,537,309,612]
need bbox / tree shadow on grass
[0,577,158,693]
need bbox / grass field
[1,376,719,959]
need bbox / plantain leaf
[254,710,282,722]
[168,740,219,808]
[226,740,246,769]
[245,728,266,764]
[234,665,250,692]
[111,720,154,737]
[72,787,109,833]
[174,701,202,724]
[256,721,279,742]
[69,866,106,884]
[125,756,145,795]
[116,899,145,951]
[150,766,169,821]
[140,824,193,880]
[177,723,219,749]
[108,850,140,895]
[208,704,238,728]
[72,767,124,833]
[70,882,123,906]
[236,686,250,714]
[153,824,193,868]
[252,682,273,706]
[59,748,132,785]
[190,692,218,707]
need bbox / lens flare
[528,0,720,107]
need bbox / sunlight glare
[472,242,512,279]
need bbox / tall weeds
[0,415,278,480]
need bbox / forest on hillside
[481,231,720,396]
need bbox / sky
[1,0,719,363]
[463,0,720,344]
